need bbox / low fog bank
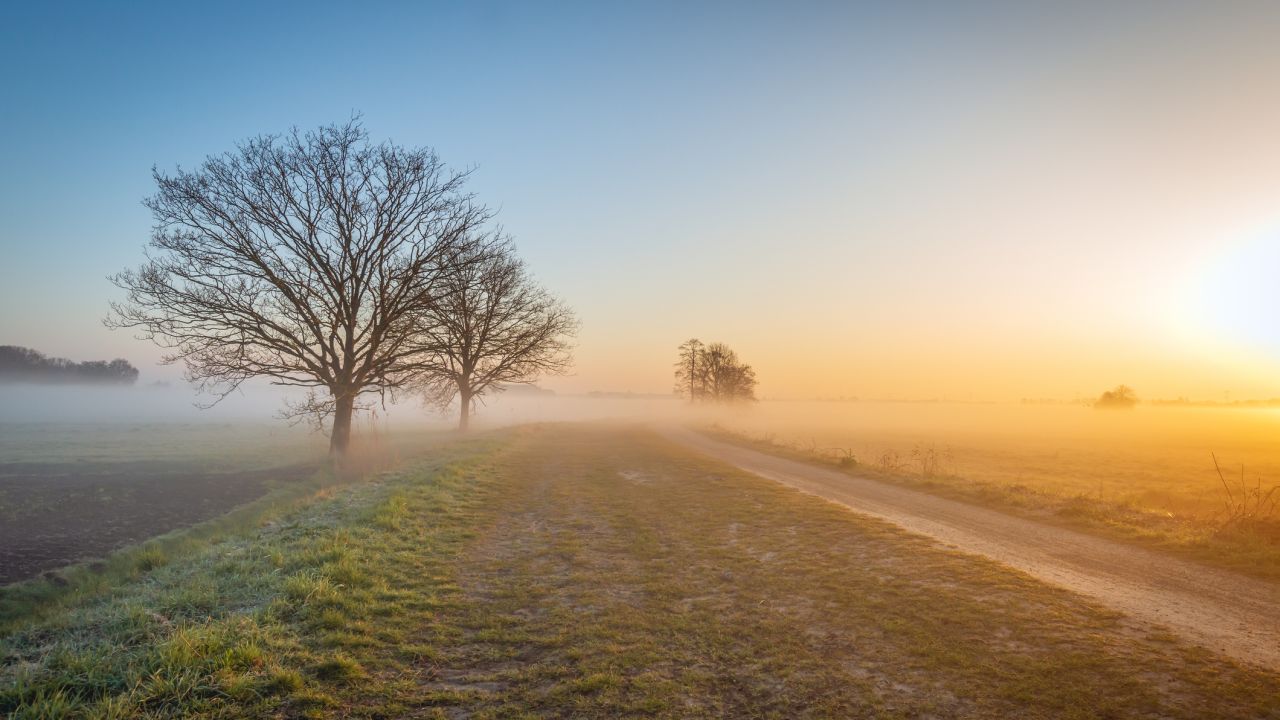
[0,384,714,465]
[469,394,685,429]
[7,385,1280,503]
[0,383,305,424]
[10,383,1275,446]
[0,383,695,427]
[704,399,1280,450]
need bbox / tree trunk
[330,390,356,458]
[458,385,472,432]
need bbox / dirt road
[661,426,1280,670]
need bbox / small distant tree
[1095,384,1138,409]
[674,338,705,400]
[673,339,757,402]
[413,237,577,430]
[701,342,757,401]
[107,120,490,457]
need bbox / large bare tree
[108,120,489,457]
[414,237,576,430]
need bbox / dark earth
[0,460,314,584]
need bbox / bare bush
[912,443,951,479]
[832,447,858,468]
[877,449,905,473]
[1212,453,1280,539]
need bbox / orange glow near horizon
[539,225,1280,402]
[7,4,1280,405]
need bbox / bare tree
[674,338,704,400]
[107,120,489,457]
[413,237,576,430]
[701,342,757,401]
[673,339,757,402]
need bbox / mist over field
[0,383,672,426]
[8,377,1278,527]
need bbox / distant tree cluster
[674,339,758,402]
[0,346,139,385]
[108,120,575,456]
[1094,384,1137,409]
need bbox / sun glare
[1190,231,1280,359]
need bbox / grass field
[709,402,1280,518]
[0,423,324,470]
[3,424,1277,718]
[706,401,1280,579]
[0,422,328,586]
[0,420,461,585]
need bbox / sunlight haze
[7,3,1280,716]
[3,1,1280,401]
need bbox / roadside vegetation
[4,425,1277,718]
[704,424,1280,580]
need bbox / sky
[3,1,1280,402]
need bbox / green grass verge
[3,424,1277,718]
[701,425,1280,581]
[0,429,460,631]
[0,430,505,718]
[1,465,326,634]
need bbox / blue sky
[1,3,870,355]
[4,2,1280,399]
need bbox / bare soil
[0,460,314,584]
[663,425,1280,670]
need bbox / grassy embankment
[3,424,1278,718]
[702,425,1280,581]
[0,423,445,623]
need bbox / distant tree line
[0,345,139,385]
[107,120,576,457]
[674,338,758,402]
